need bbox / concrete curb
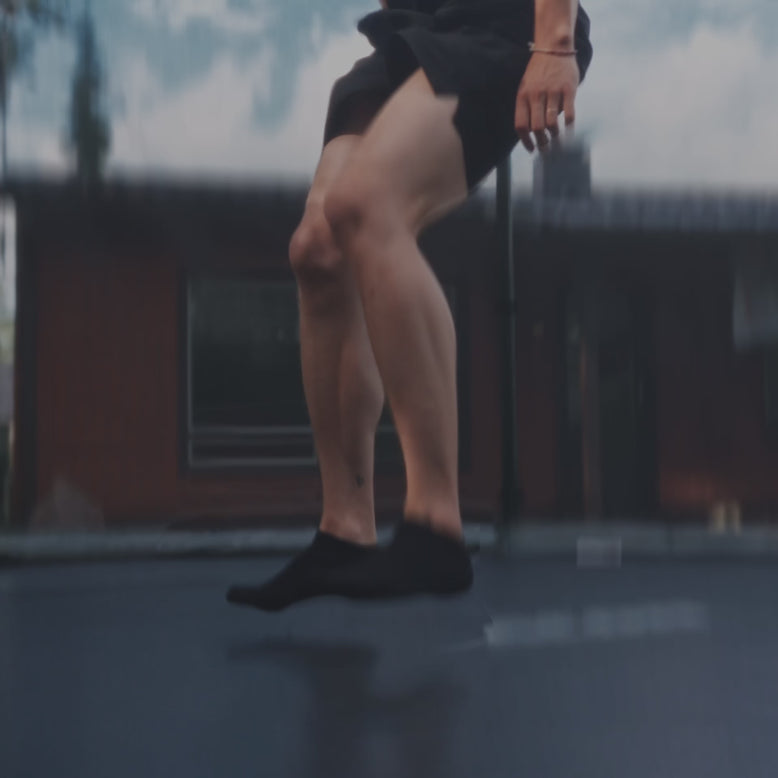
[497,522,778,561]
[1,522,777,564]
[0,524,497,564]
[0,529,319,563]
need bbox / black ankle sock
[327,521,474,600]
[226,531,377,612]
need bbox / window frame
[181,271,316,472]
[179,269,469,474]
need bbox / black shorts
[324,0,593,191]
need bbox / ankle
[319,512,377,546]
[403,506,463,542]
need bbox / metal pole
[1,14,6,190]
[496,154,521,524]
[1,14,7,277]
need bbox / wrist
[534,0,577,48]
[533,27,575,50]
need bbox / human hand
[514,53,579,153]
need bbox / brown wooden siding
[655,254,778,517]
[14,184,778,526]
[516,252,561,516]
[27,201,503,526]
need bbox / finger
[514,96,535,152]
[562,85,577,127]
[530,94,549,151]
[519,129,535,153]
[546,92,562,138]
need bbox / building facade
[9,172,778,528]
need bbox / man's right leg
[291,135,385,548]
[226,102,387,611]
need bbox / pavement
[2,543,778,777]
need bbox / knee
[323,173,388,253]
[288,209,346,284]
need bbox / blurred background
[3,5,778,778]
[2,0,778,533]
[9,0,778,186]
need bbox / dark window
[184,274,466,470]
[186,276,312,467]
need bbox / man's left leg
[323,68,474,596]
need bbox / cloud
[130,0,270,34]
[581,21,778,187]
[10,3,778,192]
[584,0,777,47]
[8,121,69,173]
[108,28,372,179]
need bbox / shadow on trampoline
[226,637,468,778]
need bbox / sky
[9,0,778,191]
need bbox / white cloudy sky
[9,0,778,190]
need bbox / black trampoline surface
[2,551,777,778]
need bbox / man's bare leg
[291,135,385,547]
[325,69,468,541]
[226,104,390,610]
[319,69,474,598]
